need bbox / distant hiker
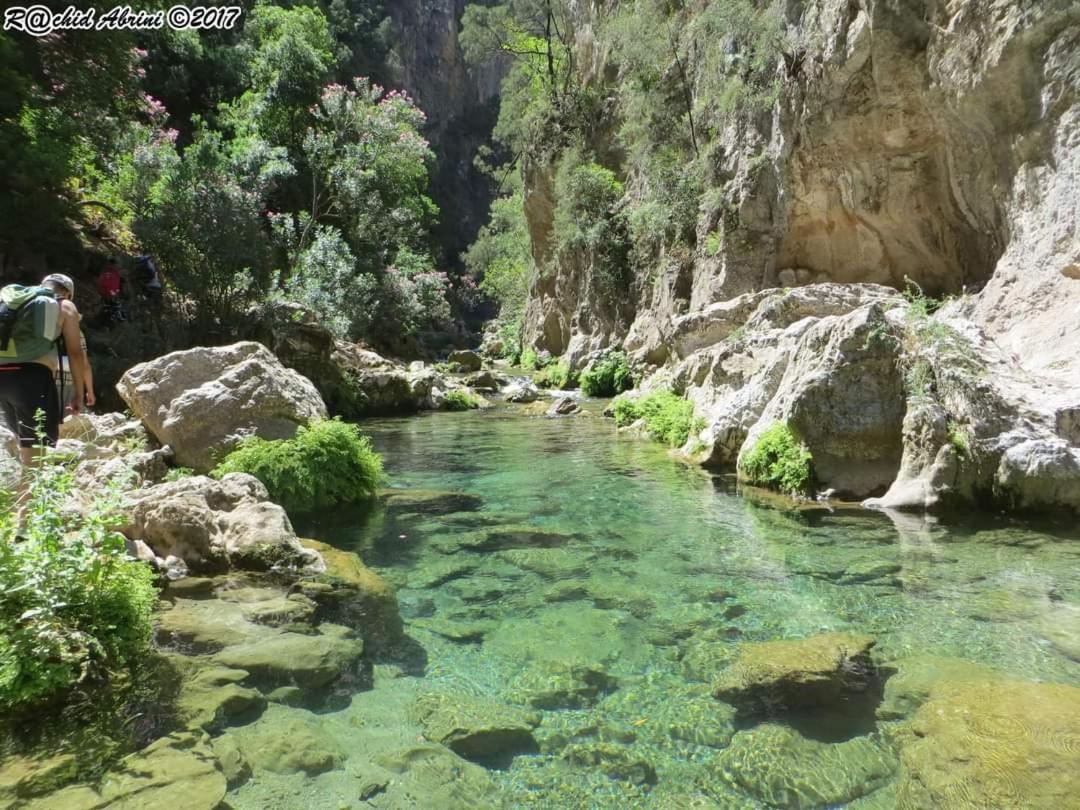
[96,257,125,323]
[0,273,92,465]
[134,255,163,303]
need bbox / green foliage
[520,347,540,371]
[947,421,970,458]
[533,361,577,390]
[0,459,157,711]
[739,422,814,495]
[613,390,703,448]
[163,467,195,482]
[443,390,481,411]
[212,419,383,516]
[580,352,634,398]
[464,191,532,360]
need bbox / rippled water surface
[244,406,1080,808]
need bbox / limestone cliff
[518,0,1080,511]
[388,0,505,265]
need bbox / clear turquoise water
[261,405,1080,808]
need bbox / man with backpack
[0,273,93,465]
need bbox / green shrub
[520,347,540,371]
[533,361,578,390]
[739,422,814,495]
[580,352,634,397]
[0,460,157,711]
[947,421,970,458]
[212,418,382,515]
[443,390,481,411]
[164,467,195,482]
[613,391,703,448]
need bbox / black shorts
[0,363,60,448]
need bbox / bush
[580,352,634,397]
[520,347,540,371]
[612,391,702,448]
[533,361,578,390]
[443,390,481,411]
[212,419,382,515]
[0,460,157,711]
[738,422,814,495]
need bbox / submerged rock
[213,624,363,689]
[372,743,501,808]
[712,632,877,716]
[116,341,327,473]
[714,724,896,808]
[24,733,226,810]
[563,743,657,785]
[893,679,1080,809]
[232,707,344,776]
[411,692,540,761]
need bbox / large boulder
[116,342,327,473]
[447,349,483,372]
[120,474,324,575]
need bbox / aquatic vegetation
[738,422,814,495]
[443,390,482,411]
[580,352,634,397]
[613,390,702,448]
[0,460,156,710]
[212,418,382,515]
[533,361,578,389]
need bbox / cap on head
[42,273,75,296]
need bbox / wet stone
[563,743,658,785]
[411,692,540,762]
[407,558,479,589]
[412,616,495,643]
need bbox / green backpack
[0,285,62,363]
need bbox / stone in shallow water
[968,585,1053,622]
[23,733,226,810]
[233,706,344,775]
[412,616,495,643]
[663,695,737,749]
[712,632,877,717]
[0,753,78,803]
[209,733,250,788]
[172,660,265,731]
[407,558,480,588]
[498,547,590,579]
[875,655,1002,720]
[713,724,896,809]
[212,624,363,688]
[509,662,619,710]
[487,604,645,672]
[410,692,540,761]
[431,524,585,554]
[563,743,658,785]
[1033,605,1080,662]
[373,743,501,808]
[892,679,1080,809]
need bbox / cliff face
[519,0,1080,511]
[388,0,505,265]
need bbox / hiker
[96,257,125,324]
[45,275,95,416]
[134,255,163,303]
[0,273,92,465]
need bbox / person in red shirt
[96,257,125,323]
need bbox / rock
[116,341,327,473]
[563,743,657,785]
[447,349,482,372]
[663,694,737,749]
[25,733,226,810]
[547,396,581,416]
[0,423,19,491]
[121,474,323,574]
[298,539,403,649]
[234,706,343,775]
[174,662,266,730]
[507,662,617,710]
[209,734,250,788]
[876,656,1002,720]
[503,381,540,403]
[372,743,501,808]
[465,369,499,390]
[411,692,540,761]
[59,412,151,452]
[213,624,363,688]
[893,679,1080,809]
[712,632,877,716]
[412,616,494,643]
[0,753,78,803]
[715,724,896,808]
